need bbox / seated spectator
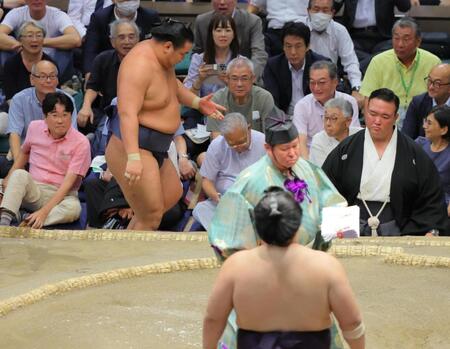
[0,0,81,79]
[403,63,450,139]
[186,13,239,98]
[184,13,240,164]
[193,0,267,80]
[306,0,363,106]
[416,105,450,232]
[193,112,265,229]
[67,0,113,39]
[263,21,329,115]
[360,17,441,129]
[0,60,78,178]
[77,19,139,132]
[0,92,90,228]
[334,0,411,64]
[207,56,275,138]
[84,142,185,230]
[248,0,309,56]
[293,60,360,159]
[2,21,54,103]
[309,97,361,167]
[323,88,448,236]
[203,187,365,349]
[83,0,160,76]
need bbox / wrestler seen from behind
[106,19,225,230]
[203,187,365,349]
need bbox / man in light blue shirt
[1,60,77,178]
[193,112,265,230]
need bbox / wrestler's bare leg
[106,135,182,230]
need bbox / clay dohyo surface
[0,234,449,349]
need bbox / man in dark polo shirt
[77,19,139,131]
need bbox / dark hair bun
[254,187,303,247]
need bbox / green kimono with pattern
[208,155,347,349]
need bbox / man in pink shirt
[0,92,91,228]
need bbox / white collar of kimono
[358,127,398,202]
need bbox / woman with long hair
[184,12,240,97]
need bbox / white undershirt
[358,128,397,202]
[353,0,377,28]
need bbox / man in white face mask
[83,0,160,78]
[307,0,364,108]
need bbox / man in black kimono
[323,88,448,236]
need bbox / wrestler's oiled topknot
[254,187,302,247]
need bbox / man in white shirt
[67,0,113,38]
[0,0,81,56]
[309,97,361,167]
[306,0,363,107]
[193,112,265,230]
[248,0,309,56]
[293,60,360,159]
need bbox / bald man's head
[30,60,59,95]
[426,64,450,104]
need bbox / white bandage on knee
[342,322,365,340]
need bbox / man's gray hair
[31,60,59,75]
[392,17,421,39]
[310,60,338,80]
[109,18,141,39]
[18,21,46,38]
[219,112,249,135]
[324,98,353,118]
[226,56,255,75]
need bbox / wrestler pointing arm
[106,20,225,231]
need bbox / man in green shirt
[360,17,440,129]
[206,56,275,138]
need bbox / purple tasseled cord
[284,177,311,204]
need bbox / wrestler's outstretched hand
[200,94,226,120]
[124,158,143,185]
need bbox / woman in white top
[184,12,240,97]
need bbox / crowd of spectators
[0,0,448,235]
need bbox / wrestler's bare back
[117,40,186,134]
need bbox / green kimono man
[208,118,348,349]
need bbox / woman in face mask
[115,0,140,18]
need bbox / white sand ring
[0,257,221,318]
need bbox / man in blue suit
[403,63,450,140]
[263,22,329,115]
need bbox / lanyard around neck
[396,50,420,104]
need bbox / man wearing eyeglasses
[292,60,360,160]
[0,0,81,56]
[403,63,450,140]
[193,112,265,230]
[0,60,77,178]
[309,97,361,167]
[207,56,275,138]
